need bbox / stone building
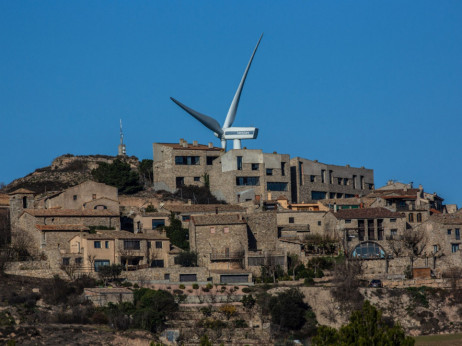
[208,149,291,204]
[289,157,374,203]
[133,211,171,233]
[153,140,223,192]
[68,229,171,271]
[8,188,35,227]
[189,214,248,270]
[43,180,119,212]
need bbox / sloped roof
[367,189,420,199]
[36,224,90,231]
[85,229,169,240]
[0,194,9,207]
[429,214,462,225]
[191,214,246,226]
[23,209,119,217]
[164,204,244,213]
[333,207,404,220]
[9,188,34,195]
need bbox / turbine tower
[171,34,263,151]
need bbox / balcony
[210,250,245,261]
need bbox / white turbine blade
[223,33,263,129]
[170,97,224,136]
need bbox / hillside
[3,154,140,195]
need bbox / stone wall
[245,212,278,251]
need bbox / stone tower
[8,188,35,227]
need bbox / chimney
[187,199,192,205]
[182,140,188,148]
[273,151,277,154]
[409,182,413,188]
[179,138,184,145]
[193,140,198,147]
[208,142,213,149]
[346,164,350,168]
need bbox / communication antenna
[118,119,127,156]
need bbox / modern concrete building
[289,157,374,203]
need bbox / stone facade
[153,141,223,192]
[189,214,247,269]
[290,157,374,203]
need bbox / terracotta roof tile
[36,224,90,231]
[333,207,404,220]
[85,229,168,240]
[24,209,119,217]
[191,214,246,226]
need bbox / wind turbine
[170,34,263,151]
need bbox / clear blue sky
[1,2,461,205]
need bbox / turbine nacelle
[170,34,263,151]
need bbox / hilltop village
[1,140,462,344]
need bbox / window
[433,245,438,253]
[75,257,82,265]
[251,163,259,171]
[311,191,326,200]
[281,162,286,176]
[210,227,216,234]
[390,218,396,223]
[105,241,109,249]
[345,194,355,198]
[62,257,70,266]
[156,241,163,249]
[148,241,151,249]
[94,260,110,272]
[329,192,336,199]
[124,240,140,250]
[94,241,101,249]
[456,229,460,240]
[417,213,422,222]
[237,156,242,170]
[338,178,342,185]
[360,176,364,189]
[310,175,315,182]
[151,260,164,268]
[298,162,303,185]
[337,193,343,198]
[266,168,273,176]
[368,184,374,189]
[448,229,452,235]
[236,177,259,186]
[378,229,384,241]
[206,156,218,165]
[176,177,184,188]
[22,196,27,208]
[152,219,166,229]
[182,215,190,222]
[353,175,357,189]
[408,213,414,222]
[344,178,348,186]
[390,229,398,236]
[329,170,333,184]
[289,217,295,224]
[267,182,287,191]
[352,242,386,259]
[345,219,351,224]
[73,195,77,201]
[317,221,322,226]
[175,156,200,165]
[321,169,326,183]
[92,194,96,200]
[194,177,200,182]
[164,273,170,280]
[452,244,460,253]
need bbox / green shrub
[179,284,185,289]
[193,283,199,289]
[242,287,252,293]
[206,283,213,289]
[234,319,248,328]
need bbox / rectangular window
[452,244,459,253]
[456,229,460,240]
[175,156,200,165]
[321,169,326,183]
[329,170,333,184]
[251,163,259,171]
[391,229,398,236]
[433,245,438,253]
[329,192,336,199]
[266,168,273,176]
[176,177,184,187]
[75,257,82,265]
[368,184,374,189]
[343,178,348,186]
[94,241,101,249]
[448,229,452,235]
[73,195,77,201]
[310,175,315,182]
[281,162,286,176]
[378,229,384,240]
[360,176,364,189]
[182,215,190,222]
[289,217,295,224]
[152,219,166,229]
[311,191,326,200]
[345,219,351,224]
[151,260,164,268]
[206,156,218,165]
[92,194,97,200]
[345,194,355,198]
[94,260,110,272]
[62,257,70,266]
[124,240,140,250]
[267,182,287,191]
[194,176,200,182]
[353,175,357,189]
[337,193,343,198]
[390,218,396,223]
[164,273,170,280]
[105,241,109,249]
[317,221,322,226]
[156,241,163,249]
[236,177,259,186]
[237,156,243,170]
[298,162,303,185]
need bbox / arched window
[409,213,414,222]
[351,242,386,259]
[94,205,107,210]
[417,213,422,222]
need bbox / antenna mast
[118,119,127,156]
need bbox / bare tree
[87,255,96,272]
[402,228,427,273]
[331,258,364,313]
